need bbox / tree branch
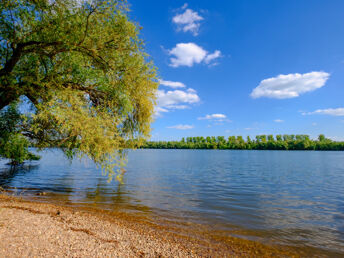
[78,7,97,46]
[0,41,63,77]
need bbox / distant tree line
[141,135,344,151]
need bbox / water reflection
[0,149,344,254]
[0,163,40,186]
[83,178,153,213]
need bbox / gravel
[0,195,301,257]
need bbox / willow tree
[0,0,158,180]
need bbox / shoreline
[0,193,316,257]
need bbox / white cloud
[187,88,196,93]
[274,119,284,123]
[329,136,344,141]
[157,89,200,107]
[167,124,194,130]
[198,113,229,122]
[250,71,330,99]
[168,43,221,67]
[159,79,185,89]
[155,88,200,117]
[172,5,203,36]
[181,3,188,9]
[155,106,169,115]
[302,108,344,116]
[204,50,221,64]
[169,43,206,67]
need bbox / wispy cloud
[159,79,186,89]
[198,113,230,122]
[328,136,344,141]
[168,43,221,67]
[167,124,194,130]
[204,50,221,64]
[172,4,203,36]
[251,71,330,99]
[302,108,344,116]
[274,119,284,123]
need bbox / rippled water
[1,149,344,254]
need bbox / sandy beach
[0,194,303,257]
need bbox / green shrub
[0,103,40,165]
[0,133,40,165]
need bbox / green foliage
[142,134,344,151]
[318,134,326,142]
[0,103,40,165]
[0,0,158,179]
[0,133,39,165]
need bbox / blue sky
[129,0,344,141]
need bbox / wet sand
[0,194,304,257]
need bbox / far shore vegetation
[142,135,344,151]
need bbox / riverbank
[0,194,304,257]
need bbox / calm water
[1,149,344,254]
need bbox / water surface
[0,149,344,255]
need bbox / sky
[128,0,344,141]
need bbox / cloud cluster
[168,43,221,67]
[167,124,194,130]
[156,88,200,117]
[198,113,228,122]
[250,71,330,99]
[172,4,203,36]
[302,108,344,116]
[159,79,185,89]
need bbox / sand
[0,194,304,257]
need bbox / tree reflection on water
[0,163,40,187]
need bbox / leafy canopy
[0,0,158,180]
[0,102,40,165]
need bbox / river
[1,149,343,255]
